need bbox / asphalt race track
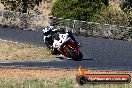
[0,26,132,71]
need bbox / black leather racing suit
[44,28,78,54]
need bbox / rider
[43,16,79,55]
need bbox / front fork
[60,39,79,57]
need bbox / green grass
[0,78,74,88]
[79,83,132,88]
[0,78,131,88]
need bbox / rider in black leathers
[43,27,79,55]
[43,16,79,55]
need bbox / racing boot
[51,47,56,55]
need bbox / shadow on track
[82,58,93,61]
[56,56,93,61]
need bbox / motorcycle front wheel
[65,46,83,61]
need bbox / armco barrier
[57,18,132,41]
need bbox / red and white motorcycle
[43,28,83,61]
[53,31,83,61]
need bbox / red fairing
[60,39,79,57]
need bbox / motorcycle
[43,27,83,61]
[52,31,83,61]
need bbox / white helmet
[42,27,51,36]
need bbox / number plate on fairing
[53,33,70,48]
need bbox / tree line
[51,0,132,26]
[0,0,132,26]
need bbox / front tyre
[65,46,83,61]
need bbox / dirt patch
[0,40,54,60]
[33,0,57,26]
[109,1,122,11]
[0,3,5,10]
[0,0,57,30]
[0,68,76,81]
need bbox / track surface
[0,27,132,71]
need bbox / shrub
[52,0,106,21]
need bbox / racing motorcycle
[43,28,83,61]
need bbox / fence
[57,18,132,41]
[0,10,132,41]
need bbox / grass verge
[0,40,53,60]
[0,68,131,88]
[0,77,132,88]
[0,78,74,88]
